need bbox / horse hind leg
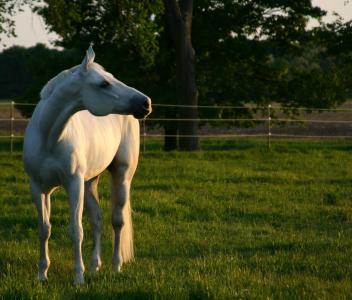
[30,179,51,281]
[84,176,102,272]
[109,163,135,272]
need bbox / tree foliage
[0,44,81,116]
[193,0,331,109]
[0,0,20,45]
[35,0,163,67]
[0,0,38,46]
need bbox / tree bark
[164,126,178,151]
[163,104,178,151]
[164,0,199,151]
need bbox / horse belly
[83,141,118,180]
[76,121,120,180]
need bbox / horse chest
[34,154,73,190]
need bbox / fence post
[10,101,14,154]
[267,104,271,149]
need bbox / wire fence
[1,101,352,153]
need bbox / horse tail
[120,196,134,262]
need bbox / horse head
[78,45,152,119]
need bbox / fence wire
[1,101,352,152]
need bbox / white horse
[23,45,152,284]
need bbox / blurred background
[1,0,352,151]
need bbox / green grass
[0,139,352,299]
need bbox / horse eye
[100,80,111,88]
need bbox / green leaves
[35,0,164,67]
[193,0,351,111]
[0,0,17,44]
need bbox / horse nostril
[143,98,151,110]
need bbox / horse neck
[38,90,83,150]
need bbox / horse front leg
[30,178,51,281]
[67,175,85,284]
[84,176,102,272]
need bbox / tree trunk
[164,125,178,151]
[163,104,178,151]
[164,0,199,151]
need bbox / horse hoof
[112,264,122,273]
[90,259,102,272]
[37,272,48,282]
[90,265,100,272]
[74,274,85,285]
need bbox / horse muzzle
[133,96,152,119]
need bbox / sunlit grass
[0,139,351,299]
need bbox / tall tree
[164,0,198,151]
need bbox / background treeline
[1,0,352,148]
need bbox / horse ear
[81,43,95,71]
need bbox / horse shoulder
[113,116,140,172]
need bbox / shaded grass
[0,139,352,299]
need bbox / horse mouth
[133,107,152,119]
[133,97,152,119]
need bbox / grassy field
[0,139,351,299]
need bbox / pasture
[0,139,351,299]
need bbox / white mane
[40,66,79,100]
[39,63,105,100]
